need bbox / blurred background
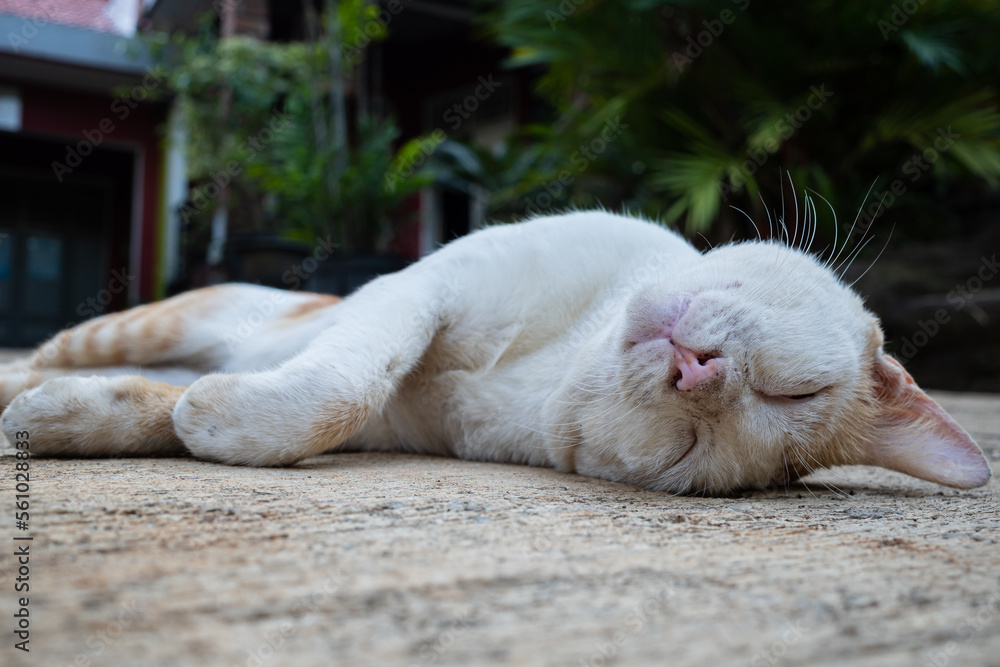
[0,0,997,390]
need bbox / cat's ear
[858,354,991,489]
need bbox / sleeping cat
[0,210,991,494]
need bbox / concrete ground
[2,391,999,667]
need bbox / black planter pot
[224,234,412,296]
[304,254,413,296]
[224,233,313,289]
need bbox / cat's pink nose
[673,344,719,391]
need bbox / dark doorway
[0,133,134,346]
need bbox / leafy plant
[149,0,434,253]
[257,109,432,252]
[480,0,1000,240]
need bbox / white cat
[0,210,991,494]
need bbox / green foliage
[256,109,432,252]
[428,131,568,219]
[478,0,1000,239]
[149,1,432,253]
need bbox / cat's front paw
[172,373,302,466]
[173,371,373,467]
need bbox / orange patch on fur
[307,397,369,455]
[283,294,342,321]
[114,377,189,454]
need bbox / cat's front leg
[173,270,462,466]
[171,364,373,466]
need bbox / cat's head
[564,240,991,495]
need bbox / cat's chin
[672,432,700,467]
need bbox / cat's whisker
[782,450,791,495]
[788,448,822,499]
[786,172,798,248]
[759,191,777,244]
[529,387,644,434]
[566,381,618,396]
[729,205,763,242]
[826,178,878,270]
[848,225,895,289]
[778,168,786,245]
[790,444,851,499]
[812,478,850,500]
[805,192,820,254]
[834,233,876,279]
[804,187,837,265]
[796,186,812,252]
[796,190,808,252]
[745,244,809,315]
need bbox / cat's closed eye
[759,389,823,403]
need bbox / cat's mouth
[669,427,700,467]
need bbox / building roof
[0,0,121,34]
[0,0,153,93]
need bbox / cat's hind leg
[2,375,188,457]
[2,261,457,464]
[1,284,344,458]
[0,284,340,411]
[31,283,339,372]
[2,262,442,462]
[0,285,228,412]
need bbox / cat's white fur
[1,211,991,494]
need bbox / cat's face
[568,241,991,495]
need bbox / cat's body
[0,211,991,494]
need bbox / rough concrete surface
[2,391,999,667]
